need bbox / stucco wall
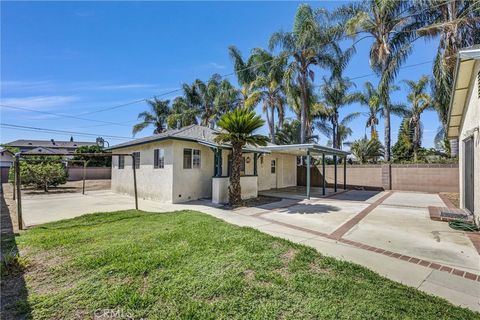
[212,176,258,204]
[171,140,215,203]
[67,167,111,181]
[459,60,480,222]
[111,140,174,202]
[258,153,297,191]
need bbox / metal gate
[464,137,474,213]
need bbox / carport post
[322,153,326,196]
[82,160,87,195]
[131,154,138,210]
[306,150,311,199]
[12,163,16,200]
[14,155,23,230]
[334,155,337,193]
[343,156,347,190]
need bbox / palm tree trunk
[270,105,276,144]
[332,120,337,149]
[277,105,284,130]
[384,107,391,161]
[229,142,243,206]
[298,72,308,144]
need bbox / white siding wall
[111,141,174,202]
[459,60,480,223]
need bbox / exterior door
[464,137,474,213]
[270,159,277,189]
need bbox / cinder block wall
[298,163,459,193]
[67,167,112,181]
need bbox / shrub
[9,156,68,191]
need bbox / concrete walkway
[20,189,480,311]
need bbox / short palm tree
[249,48,288,143]
[403,75,433,161]
[275,119,317,145]
[350,136,384,164]
[214,108,269,206]
[337,0,420,160]
[133,98,170,136]
[269,4,337,143]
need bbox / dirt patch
[280,248,297,265]
[222,196,282,210]
[440,192,459,208]
[22,180,111,195]
[243,269,256,282]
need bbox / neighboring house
[5,138,97,154]
[108,124,348,204]
[0,147,14,183]
[447,46,480,223]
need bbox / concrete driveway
[18,188,480,311]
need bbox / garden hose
[448,219,479,232]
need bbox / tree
[275,119,317,145]
[10,156,68,192]
[167,96,199,129]
[133,98,170,136]
[350,136,384,163]
[73,145,111,167]
[214,108,269,206]
[357,81,407,140]
[269,4,338,143]
[338,0,420,160]
[249,49,288,143]
[403,75,433,161]
[414,0,480,153]
[316,112,360,149]
[392,117,414,161]
[195,74,222,127]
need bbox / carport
[264,144,350,199]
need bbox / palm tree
[338,0,420,161]
[167,96,199,129]
[414,0,480,154]
[317,112,360,149]
[269,4,338,143]
[194,74,222,127]
[214,108,269,206]
[403,75,433,161]
[350,136,384,164]
[275,119,317,145]
[357,81,407,140]
[249,48,287,143]
[133,98,170,136]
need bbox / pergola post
[334,155,337,193]
[14,155,23,230]
[322,153,326,196]
[306,150,311,199]
[132,154,138,210]
[343,156,347,190]
[253,153,258,176]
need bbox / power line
[0,123,131,140]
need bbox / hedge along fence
[298,163,459,193]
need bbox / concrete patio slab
[344,205,479,273]
[382,191,446,208]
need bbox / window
[154,149,165,169]
[193,149,201,168]
[132,152,140,169]
[271,160,276,174]
[183,148,192,169]
[118,155,125,169]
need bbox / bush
[72,145,111,167]
[9,156,68,191]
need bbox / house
[108,124,349,204]
[5,137,98,154]
[447,45,480,223]
[0,147,14,183]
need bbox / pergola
[264,144,350,199]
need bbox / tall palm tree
[249,48,287,143]
[133,98,170,136]
[414,0,480,154]
[317,112,361,149]
[357,81,407,140]
[403,75,433,160]
[167,96,199,129]
[269,4,338,143]
[194,74,222,127]
[337,0,420,160]
[214,108,269,206]
[228,46,262,109]
[275,119,317,145]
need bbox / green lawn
[5,210,478,319]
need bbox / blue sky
[1,1,441,148]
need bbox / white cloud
[207,62,226,70]
[0,95,79,110]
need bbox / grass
[5,210,478,319]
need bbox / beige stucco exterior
[111,139,297,204]
[457,60,480,223]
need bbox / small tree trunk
[229,142,243,206]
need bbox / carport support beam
[306,151,311,200]
[82,160,86,195]
[334,155,337,193]
[322,153,326,196]
[132,154,138,210]
[14,155,23,230]
[343,156,347,190]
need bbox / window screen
[183,148,192,169]
[271,160,276,173]
[118,155,125,169]
[154,149,165,169]
[193,149,201,168]
[133,152,140,169]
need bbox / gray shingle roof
[6,139,95,149]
